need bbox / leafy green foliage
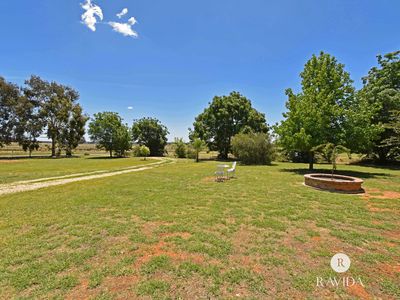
[23,76,87,157]
[312,143,350,175]
[139,145,150,160]
[0,77,21,147]
[190,91,268,159]
[60,104,88,156]
[358,50,400,161]
[88,112,132,157]
[231,132,274,165]
[381,110,400,158]
[174,138,187,158]
[131,117,169,156]
[274,52,370,169]
[14,94,45,157]
[1,76,87,157]
[191,138,206,162]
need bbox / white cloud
[116,8,128,19]
[128,17,137,25]
[81,0,103,32]
[108,20,138,38]
[127,106,133,110]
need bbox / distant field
[0,157,155,184]
[0,143,106,157]
[0,160,398,299]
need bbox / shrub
[231,132,274,165]
[174,138,187,158]
[139,145,150,160]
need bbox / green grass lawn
[0,157,155,184]
[0,160,399,299]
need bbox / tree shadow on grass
[349,160,400,171]
[280,168,393,179]
[87,156,128,160]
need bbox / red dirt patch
[311,236,321,242]
[65,279,96,300]
[378,263,400,276]
[383,230,400,240]
[103,275,139,293]
[347,283,371,300]
[362,188,400,200]
[134,241,204,268]
[141,221,172,237]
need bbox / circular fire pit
[304,173,364,193]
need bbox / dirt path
[0,158,173,196]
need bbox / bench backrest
[232,161,237,169]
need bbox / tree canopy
[0,75,87,157]
[274,51,377,169]
[190,91,268,159]
[358,50,400,161]
[0,77,21,147]
[131,117,169,156]
[88,112,132,157]
[23,76,87,157]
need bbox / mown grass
[0,157,155,184]
[0,160,398,299]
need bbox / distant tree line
[2,50,398,164]
[0,76,87,157]
[88,112,169,157]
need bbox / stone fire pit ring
[304,173,364,194]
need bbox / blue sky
[0,0,399,141]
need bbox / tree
[358,51,400,161]
[0,77,20,147]
[191,138,206,162]
[174,138,187,158]
[231,132,274,165]
[139,145,150,160]
[14,95,44,157]
[113,124,132,157]
[381,110,400,158]
[190,91,268,159]
[24,76,81,157]
[131,117,169,156]
[89,112,131,157]
[275,52,358,170]
[59,104,88,156]
[312,143,350,177]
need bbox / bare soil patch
[362,188,400,200]
[134,240,204,269]
[347,283,372,300]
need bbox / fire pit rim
[304,173,363,184]
[304,173,364,193]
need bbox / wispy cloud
[127,106,133,110]
[116,8,128,19]
[80,2,139,38]
[80,0,103,32]
[108,17,138,38]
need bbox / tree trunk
[51,137,56,157]
[309,151,314,170]
[196,151,199,163]
[109,149,113,158]
[29,149,32,158]
[377,149,388,163]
